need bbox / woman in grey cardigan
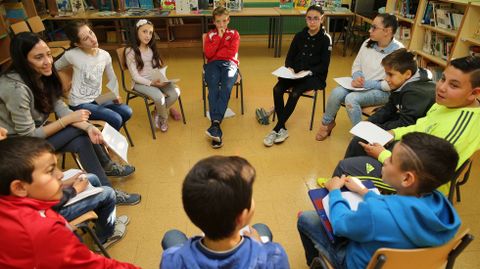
[0,32,140,205]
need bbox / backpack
[256,108,270,125]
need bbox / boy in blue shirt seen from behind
[160,156,289,269]
[298,132,461,268]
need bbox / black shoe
[206,123,222,142]
[211,139,223,149]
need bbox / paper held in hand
[101,123,129,163]
[350,121,394,146]
[94,91,117,105]
[61,169,103,207]
[272,66,312,79]
[151,66,180,83]
[334,77,366,91]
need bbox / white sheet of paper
[101,123,129,163]
[350,121,394,146]
[272,66,311,79]
[206,108,235,120]
[152,66,180,83]
[94,91,117,105]
[61,169,104,207]
[106,79,119,94]
[334,77,366,91]
[322,189,380,219]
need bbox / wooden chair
[311,228,474,269]
[57,66,134,147]
[69,211,111,258]
[366,228,474,269]
[27,16,70,50]
[115,47,186,140]
[448,159,474,203]
[10,20,65,58]
[201,33,244,117]
[271,88,325,131]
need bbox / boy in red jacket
[204,6,240,148]
[0,136,140,269]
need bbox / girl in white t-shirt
[125,19,181,132]
[55,21,132,131]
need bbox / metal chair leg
[322,89,326,113]
[78,223,111,258]
[144,97,156,139]
[310,90,318,130]
[122,124,134,147]
[178,96,187,124]
[240,79,244,115]
[202,78,207,117]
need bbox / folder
[308,180,377,243]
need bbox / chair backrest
[10,21,30,35]
[68,211,98,231]
[26,16,45,34]
[366,228,474,269]
[115,47,128,72]
[448,158,473,203]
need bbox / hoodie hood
[383,191,460,247]
[393,68,432,93]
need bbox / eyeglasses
[370,25,386,31]
[306,16,322,22]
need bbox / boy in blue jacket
[160,156,289,269]
[298,132,461,268]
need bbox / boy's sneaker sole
[211,140,223,149]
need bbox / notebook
[308,180,378,243]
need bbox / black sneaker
[211,139,223,149]
[115,189,141,206]
[205,123,222,142]
[105,163,135,178]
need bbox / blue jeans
[204,60,238,122]
[71,101,133,130]
[323,86,389,126]
[161,223,273,250]
[297,211,348,268]
[59,174,116,243]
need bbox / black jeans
[47,127,112,187]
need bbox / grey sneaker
[115,189,141,206]
[105,163,135,178]
[274,128,289,143]
[116,215,130,225]
[94,222,126,251]
[263,131,278,147]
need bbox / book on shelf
[161,0,176,10]
[213,0,242,11]
[279,0,294,9]
[294,0,311,12]
[70,0,85,13]
[176,0,190,13]
[3,2,28,23]
[395,0,419,18]
[423,29,452,60]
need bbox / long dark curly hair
[7,32,63,114]
[126,19,163,72]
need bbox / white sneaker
[274,128,289,143]
[263,131,278,147]
[94,222,126,251]
[116,215,130,225]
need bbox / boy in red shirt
[0,136,140,269]
[204,6,240,148]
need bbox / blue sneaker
[211,139,223,149]
[206,123,222,142]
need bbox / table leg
[274,16,283,58]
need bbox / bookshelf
[388,0,480,69]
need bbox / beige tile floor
[70,38,480,268]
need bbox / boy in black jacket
[344,49,435,158]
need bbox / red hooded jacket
[0,195,140,269]
[203,28,240,66]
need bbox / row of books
[394,0,419,19]
[421,1,464,31]
[394,24,411,41]
[422,29,453,60]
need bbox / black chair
[201,33,244,117]
[116,47,186,140]
[448,159,474,203]
[272,88,326,131]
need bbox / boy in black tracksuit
[263,5,331,147]
[344,49,435,158]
